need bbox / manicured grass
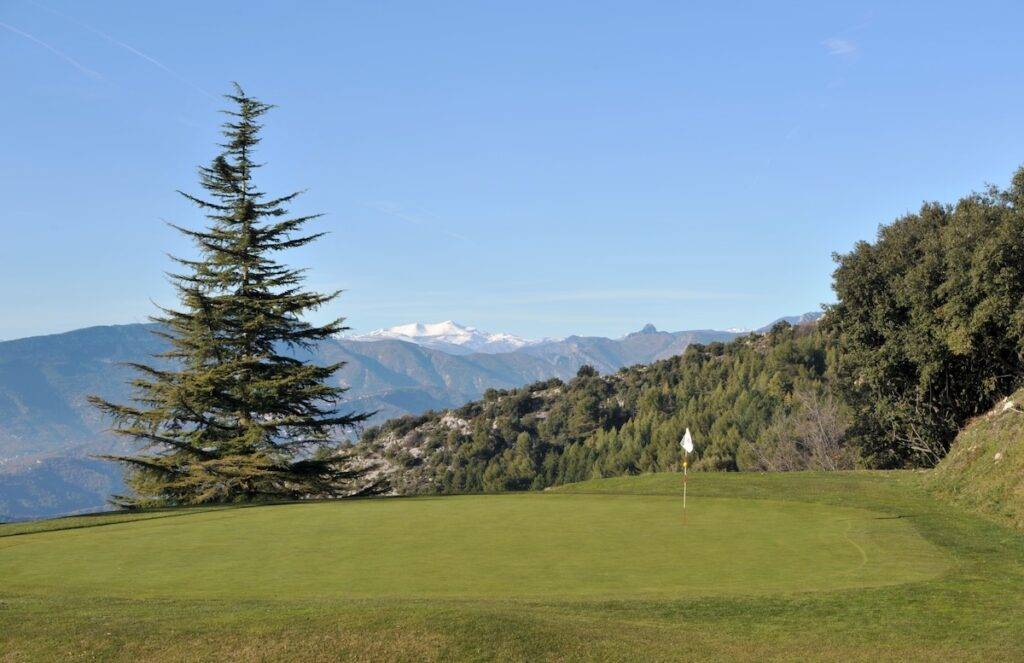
[2,471,1022,661]
[0,494,947,601]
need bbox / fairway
[2,472,1022,662]
[1,492,947,601]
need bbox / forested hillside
[358,322,851,494]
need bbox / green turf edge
[0,505,233,538]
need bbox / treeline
[362,165,1024,493]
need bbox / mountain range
[0,313,819,520]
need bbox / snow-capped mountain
[354,321,543,355]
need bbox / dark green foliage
[90,86,372,507]
[827,168,1024,468]
[360,324,843,493]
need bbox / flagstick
[682,454,688,525]
[680,428,694,526]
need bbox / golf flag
[680,428,693,523]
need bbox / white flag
[680,428,694,454]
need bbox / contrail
[366,202,472,242]
[0,20,102,80]
[28,1,216,100]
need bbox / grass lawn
[1,471,1022,661]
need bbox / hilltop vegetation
[359,323,853,494]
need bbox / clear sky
[3,1,1023,341]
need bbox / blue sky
[2,1,1023,340]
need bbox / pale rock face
[440,413,472,435]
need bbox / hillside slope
[929,389,1024,530]
[358,323,837,495]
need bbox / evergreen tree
[90,85,374,507]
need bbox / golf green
[0,492,948,601]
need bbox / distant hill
[0,312,819,519]
[0,457,120,521]
[516,324,738,374]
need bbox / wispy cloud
[822,37,858,58]
[822,13,871,61]
[0,20,102,80]
[366,202,471,242]
[28,1,215,100]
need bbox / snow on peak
[354,321,540,354]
